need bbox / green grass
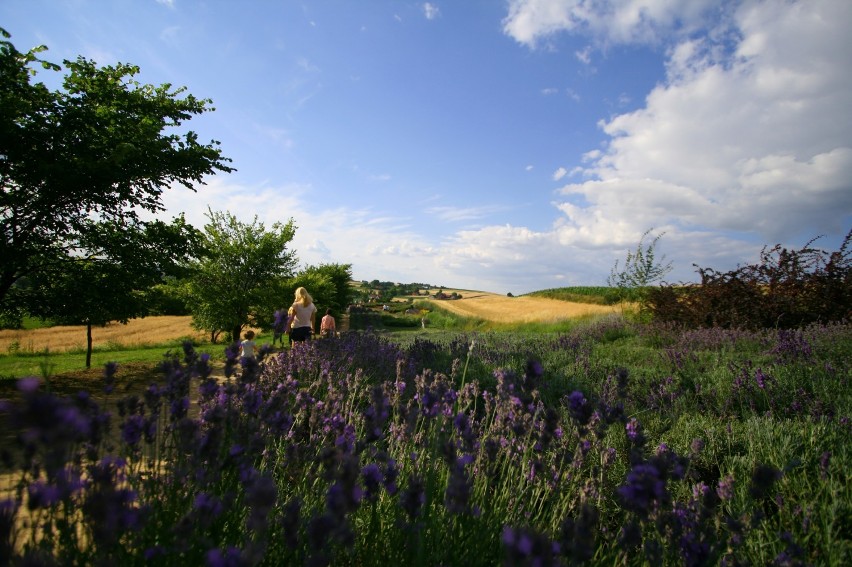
[0,331,282,381]
[527,286,647,305]
[21,316,55,329]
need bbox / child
[240,329,257,360]
[320,308,336,338]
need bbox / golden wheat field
[426,291,621,323]
[0,316,206,354]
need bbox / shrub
[647,230,852,329]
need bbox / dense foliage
[647,230,852,329]
[528,286,632,305]
[291,264,355,319]
[1,318,849,564]
[0,29,232,324]
[184,210,298,343]
[19,217,205,367]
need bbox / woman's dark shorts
[290,326,312,342]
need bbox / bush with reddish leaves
[646,229,852,329]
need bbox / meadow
[425,291,621,323]
[0,316,207,355]
[0,299,850,564]
[0,316,212,379]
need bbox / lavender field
[2,316,850,565]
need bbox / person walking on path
[320,308,336,338]
[240,330,257,360]
[290,287,317,343]
[272,309,289,347]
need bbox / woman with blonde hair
[289,287,317,343]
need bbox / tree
[185,210,297,343]
[0,29,233,317]
[607,228,673,306]
[24,216,204,367]
[299,263,354,314]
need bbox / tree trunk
[86,321,93,368]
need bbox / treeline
[356,280,434,303]
[528,286,643,305]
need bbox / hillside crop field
[0,315,206,354]
[426,290,621,322]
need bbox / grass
[0,343,214,381]
[0,320,279,381]
[0,315,207,354]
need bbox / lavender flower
[717,475,735,501]
[445,456,474,515]
[26,481,62,510]
[773,531,805,566]
[819,451,831,480]
[749,464,782,501]
[625,417,646,448]
[103,361,118,394]
[566,390,592,427]
[194,491,225,519]
[502,525,562,566]
[206,546,248,567]
[245,473,277,531]
[558,503,598,563]
[361,463,383,502]
[618,462,668,517]
[400,473,426,522]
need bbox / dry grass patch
[0,316,206,354]
[427,292,621,323]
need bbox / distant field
[0,316,207,354]
[0,288,621,355]
[425,291,620,323]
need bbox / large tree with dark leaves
[0,28,233,321]
[24,216,206,367]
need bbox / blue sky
[3,0,850,294]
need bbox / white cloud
[574,45,591,64]
[156,0,175,9]
[426,204,509,222]
[412,0,851,291]
[153,0,850,294]
[159,26,180,44]
[503,0,719,48]
[423,3,441,21]
[554,0,852,245]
